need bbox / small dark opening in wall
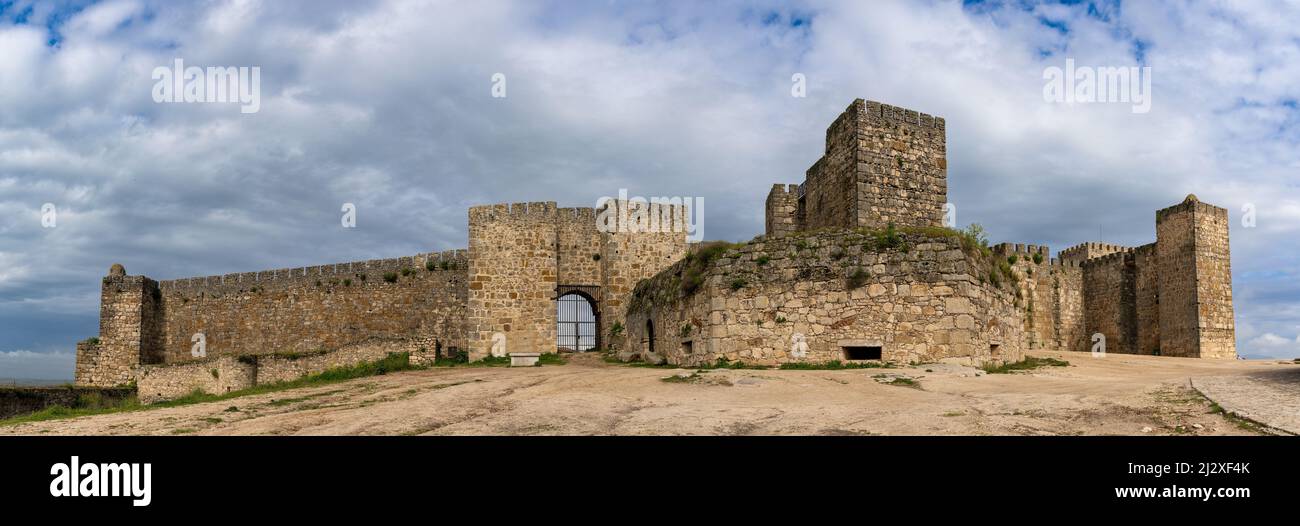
[842,346,882,361]
[682,341,693,355]
[990,343,1001,358]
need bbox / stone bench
[509,352,541,367]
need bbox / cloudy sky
[1,0,1298,379]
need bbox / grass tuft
[981,356,1070,374]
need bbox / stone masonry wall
[1192,202,1235,359]
[467,202,559,360]
[1134,243,1161,355]
[1155,196,1235,359]
[598,202,690,352]
[764,183,801,237]
[135,337,421,403]
[466,199,688,360]
[856,100,947,229]
[1083,250,1138,355]
[625,230,1024,367]
[156,250,466,363]
[1059,242,1131,266]
[992,243,1055,350]
[798,100,947,232]
[75,268,165,387]
[1051,262,1085,352]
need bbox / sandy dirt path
[4,351,1295,436]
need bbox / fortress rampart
[75,97,1237,395]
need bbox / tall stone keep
[1155,195,1236,358]
[766,99,947,236]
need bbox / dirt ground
[4,351,1296,436]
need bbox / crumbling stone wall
[135,337,422,403]
[0,386,135,420]
[625,230,1024,367]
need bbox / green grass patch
[1207,400,1270,434]
[779,360,894,370]
[661,372,702,383]
[698,357,768,370]
[980,356,1070,374]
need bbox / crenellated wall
[156,250,466,363]
[772,99,948,235]
[75,251,467,387]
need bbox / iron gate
[557,292,598,352]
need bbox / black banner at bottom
[1,436,1291,514]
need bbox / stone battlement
[157,249,466,294]
[1058,242,1133,263]
[991,243,1051,257]
[1156,194,1229,223]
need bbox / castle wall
[1051,262,1085,352]
[1134,243,1161,355]
[134,337,422,403]
[155,250,466,363]
[557,207,603,286]
[992,243,1055,350]
[764,184,801,237]
[1082,250,1138,355]
[625,231,1023,367]
[1059,242,1131,266]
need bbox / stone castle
[74,98,1236,399]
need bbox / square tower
[1155,194,1236,358]
[788,99,948,232]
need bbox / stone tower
[766,99,947,236]
[1155,194,1236,358]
